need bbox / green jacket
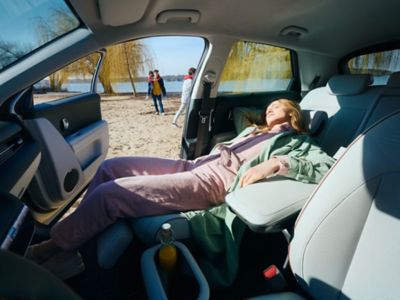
[183,130,335,287]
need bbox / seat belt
[194,71,216,157]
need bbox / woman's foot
[41,250,85,280]
[26,239,85,280]
[25,239,62,264]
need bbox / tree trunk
[123,44,137,97]
[99,74,114,94]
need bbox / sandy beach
[101,94,183,159]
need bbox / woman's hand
[239,158,281,187]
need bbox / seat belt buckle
[198,112,208,124]
[263,264,287,292]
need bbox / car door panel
[24,92,108,224]
[32,93,102,137]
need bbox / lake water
[65,81,183,94]
[64,79,291,94]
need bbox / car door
[17,53,109,224]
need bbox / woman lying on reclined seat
[27,99,335,279]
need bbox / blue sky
[143,36,205,76]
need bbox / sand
[101,94,183,159]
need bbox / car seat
[250,109,400,299]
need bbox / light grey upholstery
[226,176,317,232]
[289,110,400,299]
[300,74,381,156]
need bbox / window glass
[0,0,80,72]
[218,41,292,94]
[348,49,400,85]
[33,53,101,103]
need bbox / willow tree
[35,2,79,91]
[99,41,152,95]
[0,40,32,70]
[220,41,291,92]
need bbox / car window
[33,52,101,103]
[0,0,80,72]
[218,41,293,94]
[347,49,400,85]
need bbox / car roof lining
[69,0,400,57]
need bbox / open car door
[10,52,109,225]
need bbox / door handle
[61,118,69,131]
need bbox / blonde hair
[257,99,307,134]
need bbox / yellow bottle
[158,223,178,272]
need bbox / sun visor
[98,0,149,26]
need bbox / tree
[99,41,152,95]
[221,41,291,81]
[34,2,80,91]
[0,40,33,70]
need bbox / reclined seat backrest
[355,71,400,135]
[300,74,382,156]
[290,110,400,299]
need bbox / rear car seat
[300,74,380,156]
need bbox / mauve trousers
[50,156,228,251]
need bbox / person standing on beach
[150,69,167,115]
[145,70,154,100]
[172,67,196,128]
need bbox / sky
[142,36,205,76]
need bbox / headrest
[327,74,371,96]
[233,106,327,135]
[302,109,328,135]
[387,72,400,87]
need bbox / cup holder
[141,241,209,300]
